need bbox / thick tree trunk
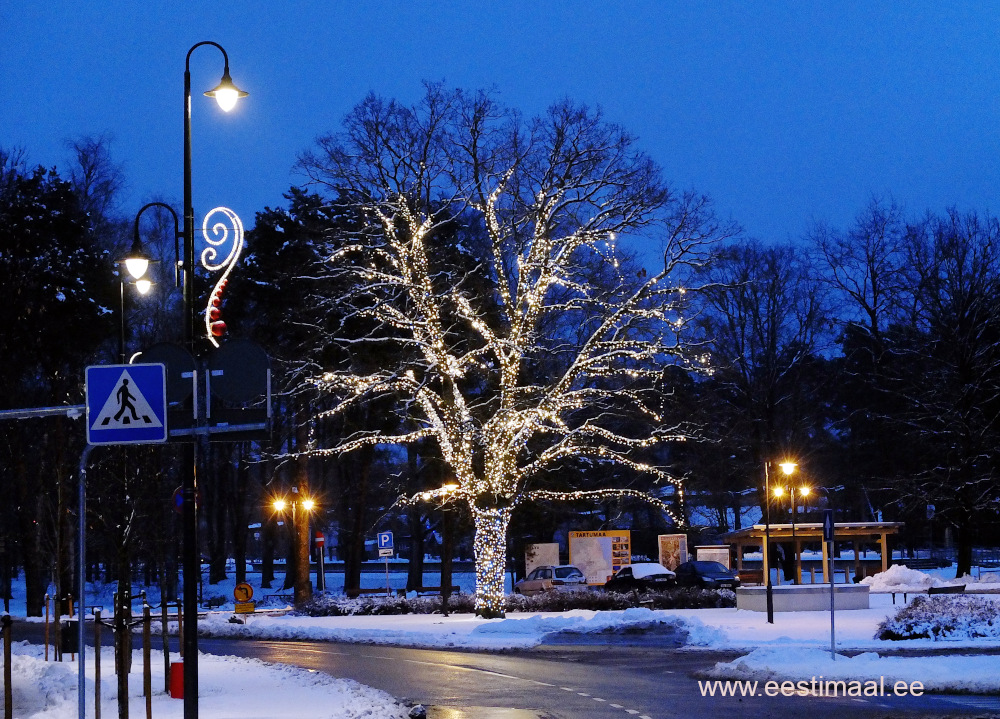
[261,517,275,589]
[231,449,250,586]
[406,510,425,592]
[207,448,228,585]
[341,451,371,594]
[956,519,973,579]
[471,505,512,619]
[15,454,45,616]
[115,547,132,719]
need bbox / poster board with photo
[658,533,688,571]
[524,542,560,575]
[568,530,631,585]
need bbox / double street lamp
[773,483,810,584]
[763,460,796,624]
[123,43,246,719]
[272,492,317,604]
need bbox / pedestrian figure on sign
[111,378,141,424]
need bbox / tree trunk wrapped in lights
[296,83,735,617]
[471,505,512,618]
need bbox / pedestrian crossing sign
[86,364,167,445]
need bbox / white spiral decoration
[200,206,244,347]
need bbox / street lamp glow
[204,69,248,112]
[123,235,151,279]
[301,498,316,512]
[799,486,811,497]
[125,258,149,280]
[135,279,153,295]
[779,461,797,475]
[273,498,287,512]
[772,486,785,497]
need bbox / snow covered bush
[876,595,1000,640]
[298,588,735,616]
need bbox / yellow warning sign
[234,601,255,614]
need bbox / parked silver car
[513,565,588,596]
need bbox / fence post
[143,604,151,719]
[43,594,49,662]
[177,600,183,658]
[161,601,170,693]
[94,608,102,719]
[3,614,12,719]
[68,595,75,662]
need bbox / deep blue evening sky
[4,3,1000,246]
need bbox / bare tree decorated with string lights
[297,84,732,617]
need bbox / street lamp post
[764,460,796,623]
[121,206,177,362]
[272,491,316,605]
[118,278,152,363]
[773,483,810,584]
[181,42,246,718]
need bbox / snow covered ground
[6,564,1000,717]
[4,640,408,719]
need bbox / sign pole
[315,532,326,592]
[824,509,836,661]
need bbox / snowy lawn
[2,640,408,719]
[707,646,1000,694]
[180,590,1000,655]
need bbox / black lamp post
[272,491,316,604]
[122,203,178,362]
[764,460,796,623]
[181,42,247,718]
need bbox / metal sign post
[377,532,394,596]
[315,532,326,592]
[823,509,836,660]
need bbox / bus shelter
[721,522,903,584]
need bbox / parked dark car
[673,560,741,589]
[602,562,676,592]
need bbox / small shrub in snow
[876,595,1000,641]
[298,587,734,617]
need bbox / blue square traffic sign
[86,364,167,445]
[377,531,393,550]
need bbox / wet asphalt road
[10,619,1000,718]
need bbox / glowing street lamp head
[135,279,153,295]
[204,68,248,112]
[123,236,151,280]
[772,486,785,498]
[272,498,287,512]
[301,498,316,512]
[779,461,797,476]
[799,486,811,497]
